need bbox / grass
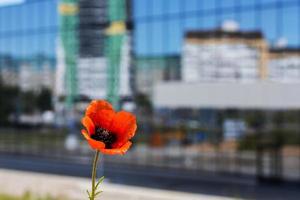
[0,192,65,200]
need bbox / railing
[1,128,299,182]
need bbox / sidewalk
[0,169,232,200]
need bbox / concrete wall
[153,82,300,109]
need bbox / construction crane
[59,0,131,110]
[59,0,79,109]
[59,0,79,151]
[106,0,130,109]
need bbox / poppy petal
[113,123,137,148]
[127,123,138,139]
[86,100,113,117]
[81,129,90,140]
[81,116,95,135]
[109,111,136,135]
[81,129,105,150]
[109,111,137,148]
[100,141,132,155]
[94,109,115,130]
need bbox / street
[0,154,299,199]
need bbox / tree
[36,88,53,112]
[0,79,19,125]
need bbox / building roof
[269,47,300,54]
[134,55,180,69]
[185,30,264,40]
[153,82,300,109]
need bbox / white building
[77,57,107,99]
[135,55,181,96]
[182,30,268,83]
[55,34,132,101]
[19,61,35,91]
[55,38,66,97]
[19,57,55,92]
[119,35,132,97]
[268,48,300,82]
[0,56,18,86]
[41,60,55,90]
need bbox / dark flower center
[91,127,116,149]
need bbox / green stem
[90,150,100,200]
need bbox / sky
[0,0,24,6]
[0,0,299,57]
[0,0,58,57]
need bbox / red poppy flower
[81,100,137,155]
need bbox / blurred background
[0,0,300,199]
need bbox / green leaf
[95,176,105,190]
[95,190,103,197]
[86,189,91,198]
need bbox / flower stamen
[91,127,116,149]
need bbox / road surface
[0,154,299,199]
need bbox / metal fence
[0,0,300,183]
